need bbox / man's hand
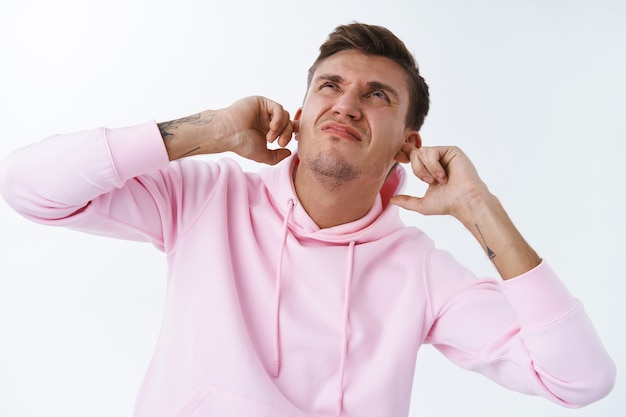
[390,144,489,223]
[391,143,541,280]
[220,96,295,164]
[159,96,295,164]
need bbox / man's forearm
[461,192,541,280]
[158,110,225,161]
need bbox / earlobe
[393,150,411,164]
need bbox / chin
[306,151,360,187]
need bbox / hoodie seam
[102,128,125,188]
[422,242,437,325]
[519,299,581,335]
[165,162,225,259]
[84,204,165,247]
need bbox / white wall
[1,0,624,416]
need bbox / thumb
[389,194,428,214]
[258,148,292,166]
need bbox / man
[0,23,615,417]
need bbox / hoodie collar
[259,153,406,243]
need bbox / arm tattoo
[176,146,201,159]
[157,113,215,140]
[475,223,496,260]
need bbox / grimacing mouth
[320,121,363,141]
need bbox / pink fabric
[0,121,615,417]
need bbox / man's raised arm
[159,96,295,164]
[391,144,540,279]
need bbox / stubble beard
[306,147,361,191]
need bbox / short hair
[307,23,430,131]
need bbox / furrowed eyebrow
[315,74,344,84]
[314,74,401,102]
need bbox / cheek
[297,121,314,144]
[375,129,405,153]
[297,109,318,134]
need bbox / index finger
[410,146,448,184]
[275,115,294,148]
[264,101,290,142]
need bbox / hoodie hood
[258,153,407,243]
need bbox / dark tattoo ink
[157,113,215,140]
[475,224,496,260]
[175,146,201,159]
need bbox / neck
[293,162,382,229]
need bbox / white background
[1,0,624,416]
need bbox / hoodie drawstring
[272,199,294,378]
[336,240,355,416]
[271,199,355,416]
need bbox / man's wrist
[459,192,541,279]
[159,110,221,160]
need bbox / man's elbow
[556,359,617,408]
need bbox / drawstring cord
[271,199,355,416]
[337,240,355,416]
[272,199,295,378]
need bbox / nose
[332,90,362,121]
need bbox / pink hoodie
[0,121,615,416]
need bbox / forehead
[311,50,410,97]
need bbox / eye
[368,90,390,102]
[317,81,341,96]
[320,81,339,90]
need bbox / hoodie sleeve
[423,248,615,408]
[0,122,182,250]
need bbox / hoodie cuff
[502,261,578,331]
[105,121,170,183]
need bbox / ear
[293,108,303,139]
[407,131,422,148]
[393,131,421,163]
